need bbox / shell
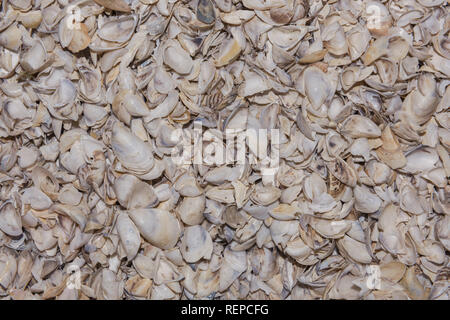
[180,225,213,263]
[0,0,448,301]
[111,122,154,175]
[128,208,181,250]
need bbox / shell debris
[0,0,448,300]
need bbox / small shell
[111,122,154,175]
[113,174,158,209]
[128,208,181,250]
[93,0,131,12]
[181,225,213,263]
[354,185,382,214]
[0,24,22,51]
[215,37,242,67]
[116,212,141,260]
[337,235,372,264]
[163,42,194,75]
[20,40,48,74]
[250,185,281,206]
[269,204,297,220]
[98,15,137,44]
[303,66,334,109]
[340,115,381,138]
[0,201,22,237]
[177,195,206,226]
[197,0,216,25]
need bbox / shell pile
[0,0,449,300]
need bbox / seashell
[400,266,428,300]
[219,247,247,292]
[402,147,439,174]
[0,201,22,237]
[376,126,406,169]
[365,160,392,185]
[380,261,406,283]
[163,42,194,75]
[399,184,424,215]
[400,73,438,126]
[337,235,372,264]
[197,0,216,25]
[125,275,152,298]
[18,11,42,29]
[181,225,213,263]
[98,15,137,44]
[67,23,91,53]
[250,185,281,206]
[112,90,150,125]
[0,48,20,78]
[354,185,382,214]
[303,66,334,109]
[340,115,381,138]
[269,204,297,220]
[206,186,235,204]
[322,16,348,56]
[58,185,82,206]
[221,11,255,25]
[128,208,181,250]
[309,218,352,239]
[22,187,53,210]
[0,249,17,291]
[93,0,131,12]
[113,174,158,209]
[111,122,154,175]
[215,37,242,67]
[0,0,447,301]
[20,40,49,74]
[268,26,305,51]
[0,24,22,51]
[361,36,389,66]
[327,158,357,187]
[238,70,270,97]
[346,24,371,61]
[173,172,203,197]
[177,195,206,225]
[116,212,141,260]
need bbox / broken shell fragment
[128,208,181,250]
[181,225,213,263]
[0,0,447,301]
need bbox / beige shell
[180,225,213,263]
[111,122,154,175]
[0,201,22,237]
[177,195,206,225]
[113,174,158,209]
[128,208,181,250]
[116,212,141,260]
[340,115,381,138]
[0,0,447,301]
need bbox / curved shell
[116,212,141,260]
[181,225,213,263]
[128,208,181,250]
[113,174,158,209]
[0,0,448,301]
[0,201,22,237]
[163,42,194,75]
[340,115,381,138]
[111,122,154,175]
